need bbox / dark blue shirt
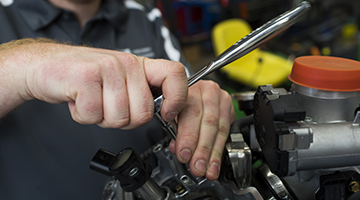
[0,0,187,199]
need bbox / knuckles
[132,109,154,126]
[121,53,141,64]
[185,101,202,118]
[107,110,153,129]
[105,117,131,129]
[72,106,103,125]
[218,123,230,138]
[168,61,187,77]
[200,80,220,91]
[99,54,120,71]
[202,114,219,128]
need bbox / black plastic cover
[253,86,306,176]
[90,149,116,177]
[315,171,360,200]
[90,148,153,192]
[109,148,153,192]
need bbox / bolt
[304,116,313,123]
[348,181,360,193]
[175,184,185,194]
[129,167,138,177]
[153,144,162,153]
[181,175,190,185]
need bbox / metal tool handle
[154,2,311,139]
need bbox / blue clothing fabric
[0,0,187,199]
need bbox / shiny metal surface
[296,122,360,171]
[292,84,360,99]
[231,91,256,101]
[226,134,252,189]
[259,164,294,200]
[354,111,360,125]
[154,112,177,139]
[187,1,310,88]
[293,83,360,123]
[153,2,310,139]
[151,145,259,200]
[102,177,134,200]
[134,179,166,200]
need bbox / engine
[89,55,360,200]
[252,56,360,200]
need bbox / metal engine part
[226,122,252,189]
[253,84,360,200]
[91,57,360,200]
[254,85,360,176]
[94,140,261,200]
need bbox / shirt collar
[14,0,128,31]
[91,0,128,31]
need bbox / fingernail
[180,148,192,162]
[209,162,219,176]
[165,111,178,121]
[195,159,207,173]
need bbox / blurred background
[141,0,360,116]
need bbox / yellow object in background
[342,22,358,39]
[321,46,331,56]
[212,18,293,89]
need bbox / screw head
[304,116,313,123]
[129,167,138,177]
[349,181,360,193]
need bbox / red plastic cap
[288,56,360,91]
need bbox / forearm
[0,38,56,118]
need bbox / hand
[0,40,188,128]
[169,80,236,180]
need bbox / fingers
[188,81,220,177]
[206,90,235,180]
[176,85,203,164]
[175,80,235,180]
[21,43,233,181]
[144,58,188,122]
[65,64,104,124]
[98,55,154,129]
[23,44,188,128]
[64,49,187,129]
[67,80,103,124]
[65,48,233,180]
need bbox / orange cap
[288,56,360,91]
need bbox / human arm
[0,38,235,181]
[0,38,188,128]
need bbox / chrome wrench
[154,1,311,139]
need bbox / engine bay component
[90,57,360,199]
[90,148,166,200]
[91,141,262,200]
[315,171,360,200]
[257,164,295,200]
[254,56,360,177]
[252,56,360,200]
[85,3,360,200]
[226,120,252,189]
